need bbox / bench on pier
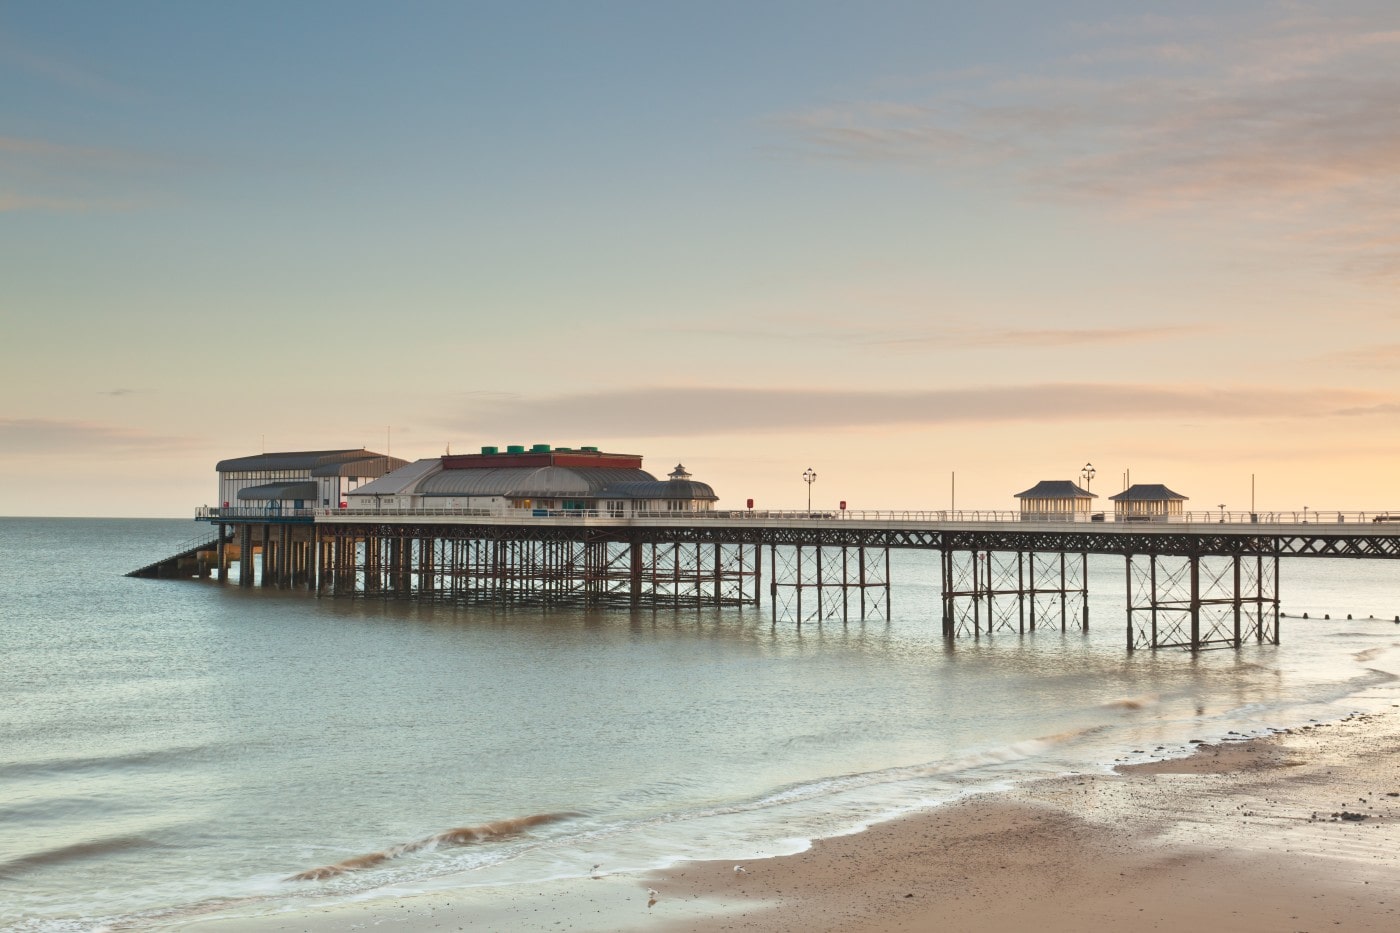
[1373,515,1400,522]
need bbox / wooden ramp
[126,533,232,579]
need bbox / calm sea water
[3,517,1399,931]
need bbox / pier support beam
[769,544,890,625]
[940,549,1086,640]
[1126,552,1279,651]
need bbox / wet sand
[650,708,1400,932]
[178,708,1400,932]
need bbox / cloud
[885,325,1203,350]
[1320,343,1400,368]
[1335,402,1400,416]
[0,35,136,102]
[659,320,1203,350]
[0,418,198,456]
[0,135,164,213]
[770,5,1400,283]
[443,383,1387,438]
[101,388,136,397]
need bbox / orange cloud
[0,419,199,456]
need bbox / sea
[4,516,1400,931]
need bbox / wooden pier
[149,507,1400,651]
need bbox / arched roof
[417,466,656,498]
[600,479,718,501]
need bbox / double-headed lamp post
[1080,462,1095,494]
[803,467,817,513]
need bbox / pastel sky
[3,1,1399,516]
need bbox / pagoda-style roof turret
[1014,480,1096,500]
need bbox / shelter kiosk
[1014,480,1097,521]
[1108,483,1188,522]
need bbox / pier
[160,506,1400,652]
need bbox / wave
[1102,693,1161,711]
[0,744,216,780]
[0,835,161,880]
[286,811,577,882]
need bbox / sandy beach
[649,708,1400,933]
[179,703,1400,933]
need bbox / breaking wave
[287,812,577,881]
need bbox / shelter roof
[236,481,318,501]
[1109,484,1188,502]
[310,455,409,477]
[1014,480,1096,500]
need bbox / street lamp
[1080,462,1095,494]
[1218,503,1226,523]
[803,467,817,513]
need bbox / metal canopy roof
[310,456,408,478]
[216,449,390,473]
[346,458,445,496]
[600,479,718,501]
[236,481,318,501]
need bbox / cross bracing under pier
[172,510,1400,651]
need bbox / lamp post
[1218,503,1226,523]
[1080,462,1095,494]
[803,467,817,514]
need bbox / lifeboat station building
[346,445,718,516]
[1108,483,1188,522]
[215,448,408,513]
[1014,480,1097,521]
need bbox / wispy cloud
[884,325,1203,349]
[1320,343,1400,368]
[0,34,136,102]
[0,134,165,213]
[771,5,1400,283]
[0,419,198,456]
[659,320,1203,350]
[444,383,1388,438]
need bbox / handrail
[195,505,1400,525]
[197,506,316,520]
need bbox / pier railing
[275,507,1399,525]
[197,506,316,521]
[195,504,1400,526]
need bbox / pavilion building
[345,445,718,515]
[215,448,408,512]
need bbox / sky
[3,1,1399,517]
